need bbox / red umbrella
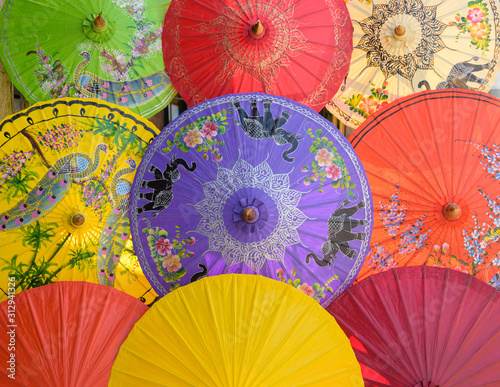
[349,89,500,285]
[0,282,148,386]
[163,0,352,111]
[328,266,500,386]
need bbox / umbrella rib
[368,171,438,209]
[453,93,483,200]
[358,134,443,203]
[331,291,414,385]
[397,97,446,201]
[368,275,422,383]
[436,282,498,383]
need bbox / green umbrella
[0,0,176,118]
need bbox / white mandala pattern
[193,159,307,272]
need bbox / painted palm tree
[97,158,137,286]
[0,144,108,230]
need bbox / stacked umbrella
[2,0,500,385]
[0,0,372,385]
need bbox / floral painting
[162,110,229,162]
[301,128,355,196]
[449,0,492,53]
[276,267,337,302]
[342,81,390,119]
[142,224,195,283]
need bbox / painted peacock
[0,144,108,230]
[73,51,170,108]
[97,158,137,286]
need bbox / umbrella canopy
[162,0,353,111]
[326,0,500,128]
[0,98,158,303]
[109,274,363,386]
[328,266,500,386]
[129,92,373,306]
[0,281,148,386]
[0,0,175,118]
[351,89,500,286]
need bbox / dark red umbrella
[163,0,352,111]
[327,266,500,386]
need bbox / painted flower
[276,268,284,278]
[162,254,182,272]
[470,22,487,40]
[467,7,485,23]
[325,163,342,181]
[155,236,173,256]
[184,129,203,148]
[298,283,315,297]
[377,101,389,110]
[315,148,333,167]
[441,242,449,254]
[358,96,379,115]
[200,121,219,139]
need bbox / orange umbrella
[350,89,500,285]
[0,282,148,386]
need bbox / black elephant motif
[418,57,491,90]
[306,199,366,267]
[233,98,302,162]
[136,156,196,217]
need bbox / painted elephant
[136,156,196,217]
[419,57,491,90]
[233,98,302,162]
[306,199,366,267]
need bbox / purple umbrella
[129,93,373,306]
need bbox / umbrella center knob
[241,207,258,223]
[249,21,265,40]
[393,24,407,40]
[442,203,461,222]
[70,212,86,227]
[93,13,108,33]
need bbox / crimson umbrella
[162,0,353,111]
[0,282,148,386]
[328,266,500,386]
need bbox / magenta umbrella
[327,266,500,386]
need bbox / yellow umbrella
[326,0,500,128]
[109,274,363,386]
[0,98,157,303]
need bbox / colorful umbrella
[129,92,373,306]
[0,0,175,118]
[0,98,158,303]
[326,0,500,128]
[109,274,363,386]
[350,89,500,286]
[328,266,500,386]
[162,0,353,111]
[0,281,148,386]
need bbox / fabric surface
[350,89,500,287]
[129,92,373,306]
[0,98,159,304]
[0,281,148,386]
[326,0,500,128]
[163,0,352,111]
[110,274,363,386]
[0,0,176,118]
[328,266,500,386]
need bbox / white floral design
[193,159,308,272]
